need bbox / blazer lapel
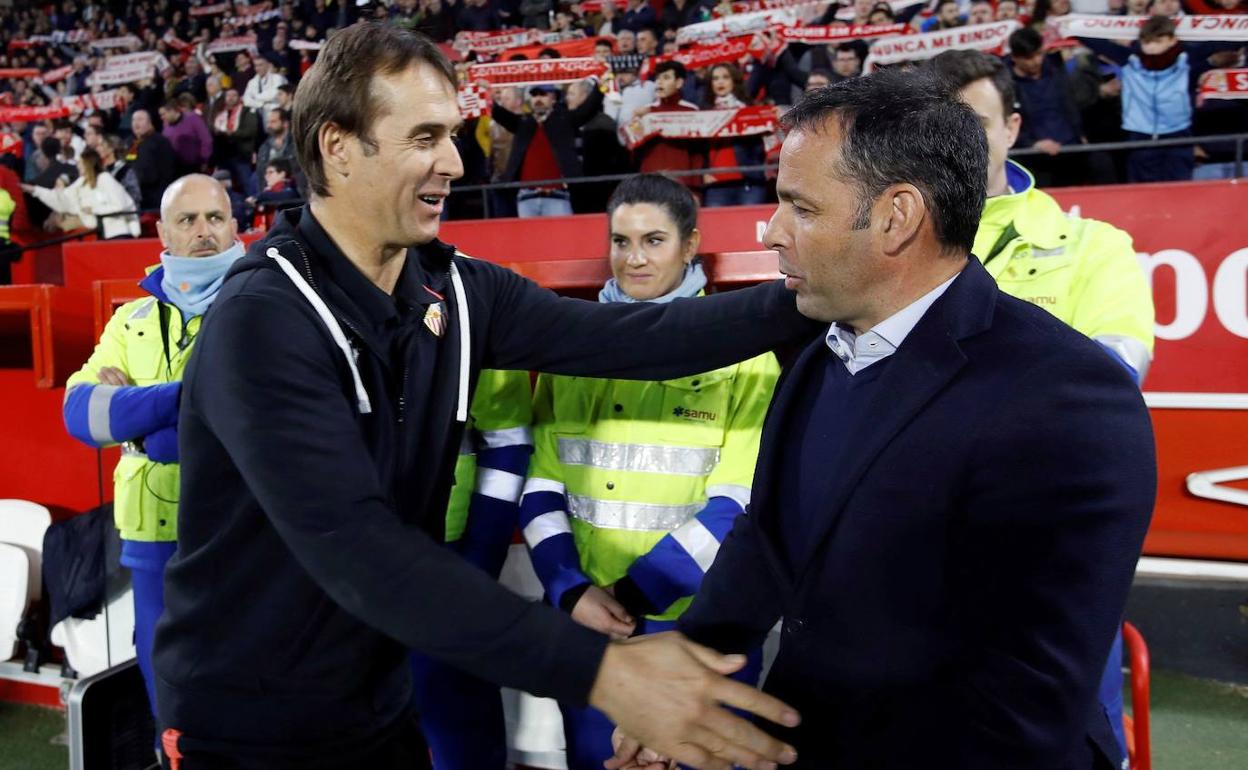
[791,259,997,580]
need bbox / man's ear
[319,122,351,184]
[878,183,925,256]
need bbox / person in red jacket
[634,61,704,190]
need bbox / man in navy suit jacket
[610,71,1156,770]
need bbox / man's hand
[98,366,133,386]
[608,727,677,769]
[1033,139,1062,156]
[590,631,800,770]
[572,584,635,639]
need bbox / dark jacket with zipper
[491,86,605,184]
[153,205,818,761]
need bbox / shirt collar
[297,209,441,327]
[825,269,961,375]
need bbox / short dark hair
[292,22,455,198]
[40,136,61,158]
[780,69,987,255]
[808,68,833,82]
[929,49,1017,118]
[653,60,687,81]
[1140,14,1177,42]
[52,118,73,132]
[607,173,698,246]
[936,0,960,11]
[266,157,294,177]
[1009,26,1044,58]
[273,108,292,124]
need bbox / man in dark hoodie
[155,22,809,770]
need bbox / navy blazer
[679,257,1156,769]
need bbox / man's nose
[762,208,788,252]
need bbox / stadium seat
[0,542,30,661]
[50,572,136,680]
[0,498,52,607]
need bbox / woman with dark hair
[701,63,768,207]
[22,147,138,238]
[518,173,780,770]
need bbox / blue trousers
[120,539,177,726]
[560,617,764,770]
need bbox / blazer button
[785,618,805,635]
[614,403,624,413]
[606,482,615,490]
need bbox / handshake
[576,584,799,770]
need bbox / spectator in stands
[617,28,638,55]
[519,172,778,770]
[23,147,139,239]
[1008,26,1088,186]
[620,0,658,33]
[243,53,288,122]
[23,123,52,183]
[635,62,703,189]
[636,27,660,58]
[932,49,1157,770]
[998,0,1022,20]
[63,173,242,734]
[846,0,876,25]
[232,51,255,94]
[596,0,621,35]
[173,56,209,104]
[100,134,142,207]
[31,137,77,192]
[458,0,504,31]
[1148,0,1182,16]
[130,109,177,212]
[702,63,767,207]
[663,0,706,29]
[568,78,633,213]
[213,88,260,197]
[247,157,302,216]
[968,0,996,25]
[490,80,606,218]
[806,68,833,91]
[521,0,555,29]
[53,118,84,162]
[832,43,866,81]
[923,0,966,31]
[255,108,299,194]
[1077,15,1241,182]
[414,0,457,41]
[1031,0,1073,27]
[160,97,213,177]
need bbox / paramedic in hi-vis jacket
[932,50,1155,770]
[519,174,781,770]
[62,174,243,726]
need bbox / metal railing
[447,131,1248,218]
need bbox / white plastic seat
[50,571,136,679]
[0,542,30,660]
[0,498,53,604]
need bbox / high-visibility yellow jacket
[63,269,197,542]
[0,188,14,242]
[520,351,780,621]
[974,161,1154,380]
[444,369,533,576]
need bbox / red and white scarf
[468,57,609,88]
[622,105,779,150]
[865,20,1020,71]
[1198,68,1248,105]
[1048,14,1248,42]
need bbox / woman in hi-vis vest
[518,173,780,770]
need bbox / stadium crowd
[0,0,1245,249]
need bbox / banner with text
[622,105,780,149]
[865,20,1019,70]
